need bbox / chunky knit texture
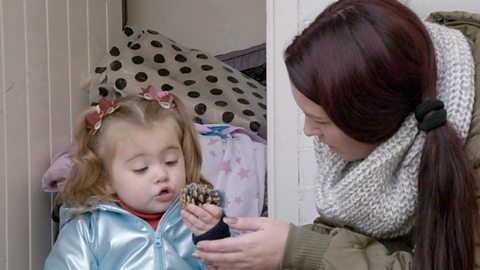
[314,22,475,239]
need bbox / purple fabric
[41,144,74,192]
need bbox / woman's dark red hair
[284,0,479,269]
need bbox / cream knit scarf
[314,22,475,239]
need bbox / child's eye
[165,160,178,166]
[133,167,148,173]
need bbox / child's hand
[181,203,223,236]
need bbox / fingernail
[223,216,237,224]
[191,252,201,259]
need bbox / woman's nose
[304,119,322,137]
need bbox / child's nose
[153,167,168,183]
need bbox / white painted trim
[267,0,300,223]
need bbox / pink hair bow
[85,98,120,135]
[138,85,175,109]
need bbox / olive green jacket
[281,11,480,270]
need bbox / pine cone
[180,183,223,209]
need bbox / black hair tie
[414,99,447,132]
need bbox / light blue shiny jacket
[44,198,207,270]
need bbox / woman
[189,1,480,269]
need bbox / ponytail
[414,126,479,270]
[61,109,113,208]
[169,95,212,188]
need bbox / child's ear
[104,182,115,195]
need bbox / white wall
[127,0,266,56]
[268,0,480,225]
[0,0,122,269]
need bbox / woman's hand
[181,204,223,236]
[192,216,290,270]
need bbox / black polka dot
[123,26,134,36]
[157,69,170,76]
[129,43,141,50]
[151,40,163,48]
[193,117,203,124]
[135,72,148,82]
[263,114,267,120]
[175,54,187,63]
[154,54,165,63]
[161,84,174,91]
[250,121,261,132]
[237,98,249,105]
[210,88,223,95]
[127,41,132,47]
[206,76,218,83]
[215,101,228,107]
[223,66,234,73]
[227,76,239,83]
[196,54,208,59]
[180,66,191,74]
[110,46,120,56]
[243,109,255,116]
[172,44,182,51]
[201,65,213,71]
[252,92,264,99]
[184,80,196,86]
[110,60,122,71]
[222,112,234,123]
[95,67,107,74]
[194,103,207,115]
[247,81,258,89]
[232,87,244,94]
[115,78,127,90]
[258,102,266,110]
[98,87,109,97]
[132,56,144,64]
[188,91,200,98]
[147,29,159,34]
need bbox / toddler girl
[44,86,230,269]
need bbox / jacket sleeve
[281,222,412,270]
[44,215,97,269]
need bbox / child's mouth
[155,187,173,202]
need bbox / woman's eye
[133,167,148,173]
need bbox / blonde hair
[61,93,210,209]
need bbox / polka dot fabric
[90,26,266,138]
